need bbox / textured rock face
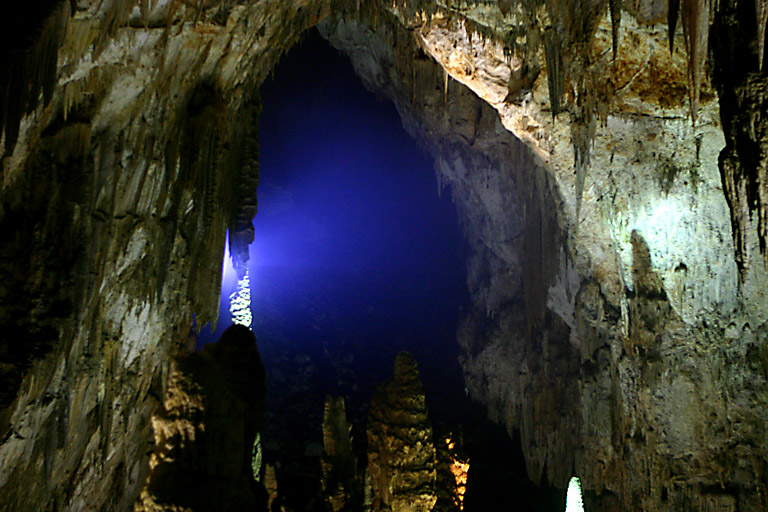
[2,1,768,511]
[321,396,360,512]
[0,1,324,510]
[136,324,267,512]
[367,352,437,512]
[321,5,768,510]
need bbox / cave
[1,1,768,512]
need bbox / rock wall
[321,4,768,510]
[0,1,327,509]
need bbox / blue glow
[244,29,468,366]
[200,28,468,392]
[197,29,563,509]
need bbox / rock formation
[321,6,768,510]
[434,426,468,512]
[367,351,438,512]
[1,1,768,511]
[321,395,361,512]
[136,324,267,512]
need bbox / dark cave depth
[200,28,563,512]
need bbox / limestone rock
[136,324,267,512]
[367,351,437,512]
[321,6,768,509]
[433,426,468,512]
[321,395,361,512]
[0,2,327,509]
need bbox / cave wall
[321,3,768,510]
[0,1,767,511]
[0,1,327,509]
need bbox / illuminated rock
[136,325,267,512]
[566,476,585,512]
[367,352,437,512]
[434,428,469,512]
[230,269,253,329]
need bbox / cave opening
[199,27,563,511]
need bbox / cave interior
[2,1,768,511]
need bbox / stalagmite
[230,269,252,329]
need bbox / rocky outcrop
[367,351,437,512]
[136,324,267,512]
[434,427,467,512]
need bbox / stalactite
[757,0,768,70]
[63,17,98,66]
[609,0,622,61]
[228,95,261,276]
[139,0,151,28]
[668,0,681,53]
[93,0,136,59]
[179,81,226,234]
[444,66,449,102]
[202,124,221,231]
[712,0,768,276]
[544,29,565,117]
[2,2,69,155]
[572,110,595,232]
[681,0,713,123]
[3,56,27,154]
[32,4,69,112]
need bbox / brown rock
[367,352,437,512]
[321,395,361,511]
[136,325,267,512]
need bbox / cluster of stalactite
[712,0,768,278]
[4,0,767,275]
[227,97,261,277]
[380,0,768,275]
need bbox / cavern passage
[196,28,563,510]
[3,0,768,511]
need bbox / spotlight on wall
[565,476,584,512]
[230,269,252,329]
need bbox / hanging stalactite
[544,28,565,118]
[756,0,768,70]
[669,0,681,53]
[228,94,262,277]
[609,0,622,61]
[681,0,714,124]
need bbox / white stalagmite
[230,269,252,328]
[565,476,584,512]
